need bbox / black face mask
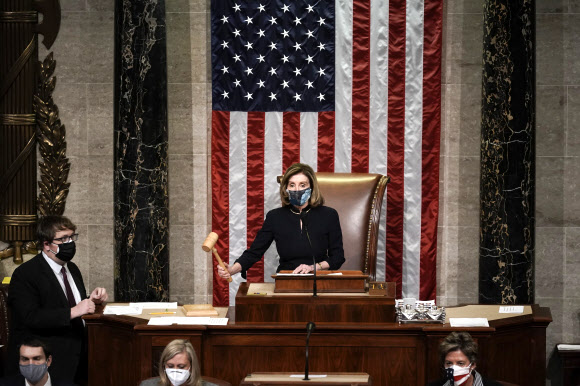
[52,241,76,262]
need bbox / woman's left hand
[293,264,314,274]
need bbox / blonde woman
[139,339,217,386]
[217,163,345,279]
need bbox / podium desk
[240,372,372,385]
[557,344,580,386]
[271,271,370,293]
[235,282,395,324]
[84,304,551,386]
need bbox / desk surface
[107,301,533,325]
[85,303,551,386]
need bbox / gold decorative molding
[34,53,71,216]
[0,11,37,23]
[0,136,36,202]
[0,241,38,262]
[0,35,36,100]
[1,1,61,264]
[0,114,36,125]
[0,214,37,226]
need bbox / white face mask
[446,364,472,386]
[165,368,190,386]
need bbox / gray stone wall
[535,0,580,365]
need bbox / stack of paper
[182,304,219,316]
[103,305,143,315]
[148,317,228,326]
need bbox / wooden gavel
[202,232,232,282]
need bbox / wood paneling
[84,305,550,386]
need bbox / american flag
[211,0,442,306]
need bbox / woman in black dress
[217,163,345,279]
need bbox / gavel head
[202,232,219,252]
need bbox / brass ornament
[34,52,71,216]
[0,1,62,263]
[0,241,38,261]
[0,11,37,23]
[0,113,36,125]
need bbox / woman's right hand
[217,263,232,280]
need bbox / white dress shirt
[42,251,82,305]
[25,372,52,386]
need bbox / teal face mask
[287,188,311,206]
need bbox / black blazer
[7,253,87,382]
[0,373,77,386]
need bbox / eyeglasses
[52,233,79,244]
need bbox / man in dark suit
[0,338,76,386]
[7,216,108,383]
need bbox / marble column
[480,0,535,304]
[113,0,169,301]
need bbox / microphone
[445,367,454,382]
[303,321,316,380]
[300,209,310,228]
[300,210,317,297]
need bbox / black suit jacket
[7,253,87,382]
[0,373,77,386]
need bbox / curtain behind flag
[210,0,442,306]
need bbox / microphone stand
[303,321,316,380]
[300,211,317,297]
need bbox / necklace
[289,206,311,215]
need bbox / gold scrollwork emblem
[34,52,71,216]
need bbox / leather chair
[280,172,389,280]
[316,173,389,281]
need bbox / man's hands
[70,287,108,320]
[71,299,95,319]
[90,287,108,304]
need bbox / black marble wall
[480,0,535,304]
[113,0,169,301]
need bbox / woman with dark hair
[139,339,217,386]
[217,163,345,279]
[427,332,502,386]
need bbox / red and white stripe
[211,0,442,306]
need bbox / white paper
[395,299,435,308]
[275,273,314,276]
[557,344,580,351]
[275,272,342,276]
[148,317,178,326]
[499,306,524,314]
[449,318,489,327]
[130,302,178,309]
[103,305,143,315]
[290,375,327,378]
[206,318,229,325]
[402,298,416,308]
[147,317,228,326]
